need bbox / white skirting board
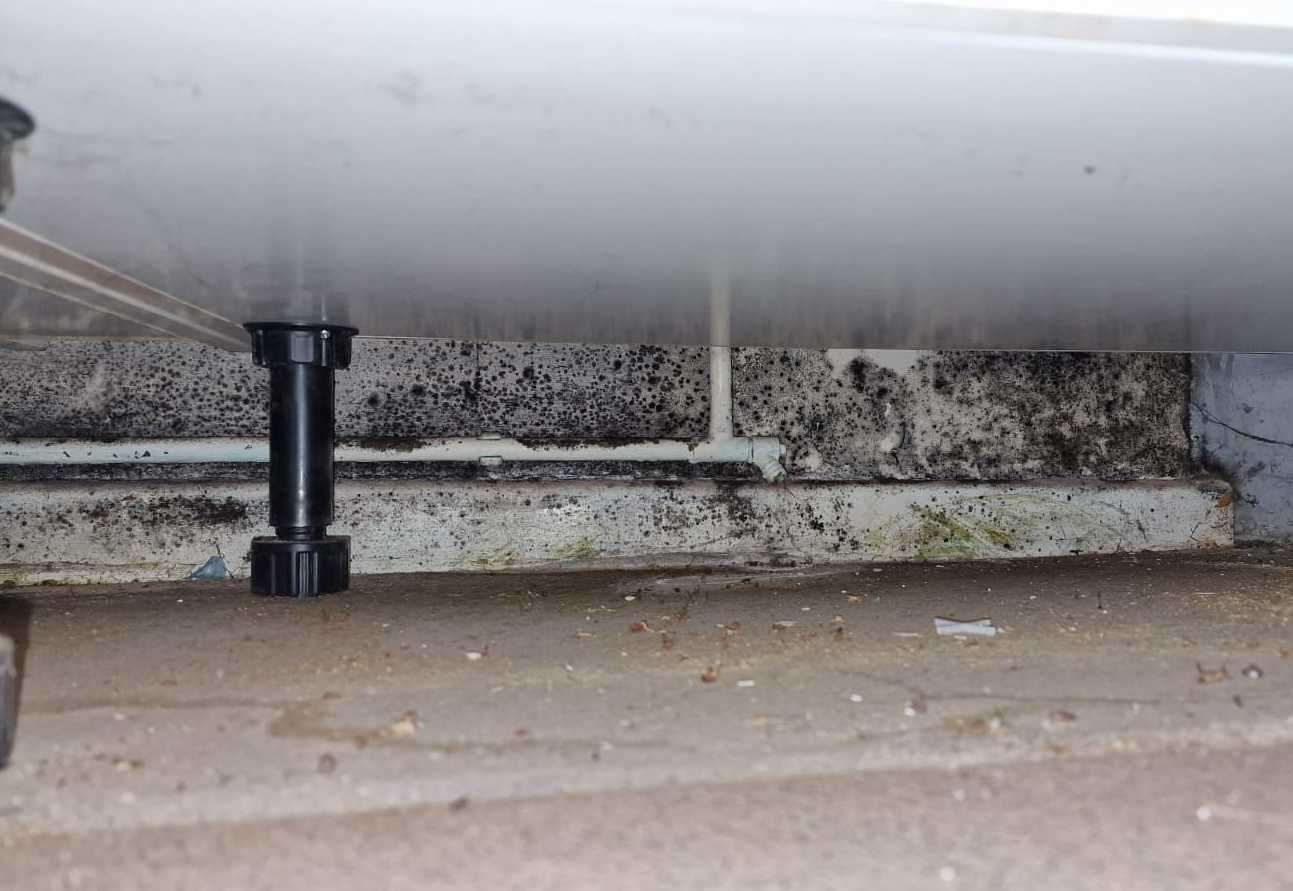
[0,478,1232,585]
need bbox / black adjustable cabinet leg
[244,322,358,597]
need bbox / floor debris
[1195,802,1293,829]
[1197,663,1230,685]
[944,711,1006,736]
[1242,664,1264,680]
[186,556,229,581]
[383,712,419,740]
[934,617,998,637]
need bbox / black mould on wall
[477,342,708,442]
[733,349,1190,481]
[0,339,1190,483]
[0,338,708,443]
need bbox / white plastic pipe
[0,435,787,481]
[709,267,734,441]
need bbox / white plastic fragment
[187,555,229,581]
[934,617,998,638]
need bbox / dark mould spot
[343,437,427,453]
[81,495,249,528]
[513,435,642,450]
[177,496,249,526]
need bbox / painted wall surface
[0,479,1230,584]
[1193,353,1293,542]
[0,337,1213,580]
[0,339,1189,482]
[735,349,1189,480]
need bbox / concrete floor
[3,549,1293,889]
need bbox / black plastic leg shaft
[268,362,335,539]
[245,322,357,597]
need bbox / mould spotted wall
[0,339,1190,481]
[733,349,1189,480]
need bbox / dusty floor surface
[2,549,1293,889]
